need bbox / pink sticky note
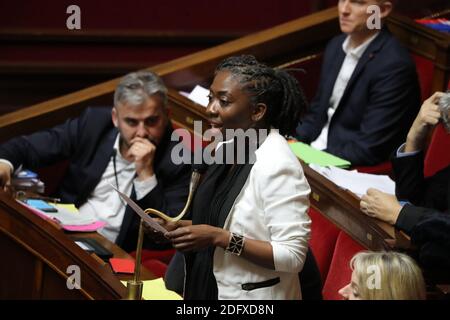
[109,258,135,274]
[62,221,107,232]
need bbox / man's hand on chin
[127,137,156,180]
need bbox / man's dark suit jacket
[296,27,421,166]
[392,152,450,277]
[0,107,191,252]
[393,151,450,235]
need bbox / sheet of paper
[309,164,396,198]
[110,184,168,234]
[44,205,96,225]
[289,142,351,168]
[187,85,209,107]
[19,200,96,226]
[121,278,182,300]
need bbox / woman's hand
[143,219,192,243]
[165,224,229,252]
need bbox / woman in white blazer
[165,55,312,300]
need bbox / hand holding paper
[109,184,168,234]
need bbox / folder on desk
[289,142,351,168]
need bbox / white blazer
[213,130,311,300]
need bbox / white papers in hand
[309,164,396,198]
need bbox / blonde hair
[350,251,426,300]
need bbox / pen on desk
[29,195,61,203]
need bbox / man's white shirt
[78,134,157,242]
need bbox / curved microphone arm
[126,165,206,300]
[143,167,204,222]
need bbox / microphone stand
[126,165,206,300]
[126,219,145,300]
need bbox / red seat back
[322,231,365,300]
[141,259,169,279]
[308,207,340,282]
[412,54,434,102]
[130,248,176,278]
[424,123,450,178]
[424,81,450,178]
[355,161,392,176]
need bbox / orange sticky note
[109,258,135,274]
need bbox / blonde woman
[339,251,426,300]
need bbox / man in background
[0,71,191,252]
[296,0,420,166]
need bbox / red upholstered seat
[308,207,340,282]
[322,231,365,300]
[354,161,392,176]
[141,259,170,279]
[130,248,176,278]
[412,54,434,102]
[135,248,176,265]
[424,81,450,178]
[424,123,450,178]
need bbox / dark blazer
[0,107,191,252]
[392,151,450,235]
[392,152,450,279]
[296,27,421,166]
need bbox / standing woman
[166,55,312,300]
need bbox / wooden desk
[301,163,410,251]
[0,191,155,299]
[68,232,155,282]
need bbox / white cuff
[396,143,420,158]
[0,159,14,174]
[133,175,158,200]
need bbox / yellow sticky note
[55,203,78,214]
[121,278,182,300]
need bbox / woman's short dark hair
[215,55,308,136]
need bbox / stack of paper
[186,85,209,107]
[309,164,396,198]
[19,201,106,232]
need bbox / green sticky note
[289,142,351,168]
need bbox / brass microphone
[144,163,208,222]
[126,163,208,300]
